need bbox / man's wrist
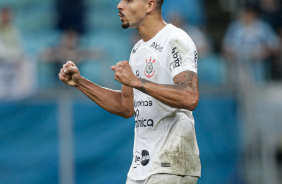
[131,77,149,94]
[75,76,85,88]
[130,77,142,89]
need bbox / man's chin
[121,22,130,29]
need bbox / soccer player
[58,0,201,183]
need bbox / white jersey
[128,24,201,181]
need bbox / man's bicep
[173,71,199,92]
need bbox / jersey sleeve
[167,32,198,78]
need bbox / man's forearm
[131,71,199,111]
[76,77,133,118]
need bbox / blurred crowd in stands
[223,1,281,90]
[0,7,34,100]
[0,0,281,99]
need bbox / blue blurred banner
[0,96,240,184]
[0,102,59,184]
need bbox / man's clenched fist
[58,61,81,87]
[111,60,138,87]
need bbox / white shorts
[126,174,198,184]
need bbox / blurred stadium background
[0,0,282,184]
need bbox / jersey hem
[127,171,201,181]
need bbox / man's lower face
[122,22,130,29]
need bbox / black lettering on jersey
[135,118,154,128]
[132,42,142,54]
[171,47,182,68]
[134,100,153,107]
[150,42,163,52]
[194,50,198,62]
[136,70,140,77]
[135,118,147,128]
[147,119,154,127]
[134,109,140,117]
[194,50,198,69]
[134,109,154,128]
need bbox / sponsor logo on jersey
[194,50,198,62]
[134,109,154,128]
[133,150,150,168]
[144,57,156,79]
[132,42,142,54]
[171,47,182,68]
[150,42,163,52]
[136,70,140,77]
[134,99,153,107]
[135,118,154,128]
[194,50,198,69]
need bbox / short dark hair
[144,0,163,11]
[157,0,164,7]
[156,0,164,11]
[158,0,164,4]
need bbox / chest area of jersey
[130,45,168,83]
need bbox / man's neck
[137,16,167,42]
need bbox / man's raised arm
[58,61,134,119]
[112,60,199,111]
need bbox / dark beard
[122,22,130,29]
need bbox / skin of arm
[112,60,199,111]
[58,61,134,119]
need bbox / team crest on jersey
[144,57,156,79]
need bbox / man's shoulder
[165,24,193,43]
[165,25,195,50]
[131,39,143,54]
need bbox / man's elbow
[183,96,199,111]
[188,100,199,111]
[119,109,134,119]
[122,113,134,119]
